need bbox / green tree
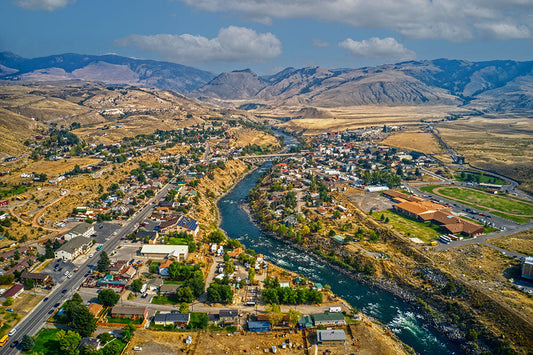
[131,279,144,293]
[21,334,35,351]
[208,230,225,243]
[121,324,136,342]
[4,296,14,306]
[266,303,283,326]
[98,332,113,344]
[71,293,83,304]
[188,312,208,330]
[97,251,110,273]
[287,309,301,327]
[0,274,14,284]
[179,302,190,313]
[56,329,81,355]
[98,288,120,307]
[24,277,36,289]
[71,306,97,337]
[176,286,195,303]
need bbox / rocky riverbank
[241,202,471,353]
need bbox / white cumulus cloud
[14,0,75,11]
[115,26,282,64]
[177,0,533,41]
[339,37,416,61]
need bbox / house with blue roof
[176,215,200,236]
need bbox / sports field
[421,185,533,223]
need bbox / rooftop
[317,329,347,342]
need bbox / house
[0,246,30,261]
[0,284,24,301]
[140,245,188,261]
[312,312,346,326]
[317,329,346,345]
[146,277,164,292]
[226,247,244,258]
[522,257,533,280]
[298,315,313,328]
[87,303,103,317]
[79,337,101,351]
[55,236,92,261]
[159,259,174,276]
[63,223,95,241]
[159,284,179,295]
[153,312,190,327]
[20,272,51,286]
[219,309,239,325]
[247,321,271,332]
[110,305,147,320]
[208,313,220,324]
[158,216,181,233]
[175,215,200,237]
[137,230,159,244]
[109,260,128,274]
[122,266,136,279]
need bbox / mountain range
[1,52,532,111]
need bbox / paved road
[4,174,180,353]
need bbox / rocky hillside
[0,52,214,93]
[2,53,532,111]
[194,59,533,111]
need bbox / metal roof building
[317,329,346,345]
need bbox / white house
[63,223,95,241]
[140,245,188,261]
[55,237,92,260]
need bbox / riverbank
[241,201,468,347]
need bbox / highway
[3,176,179,354]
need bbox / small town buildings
[0,284,24,301]
[109,260,128,274]
[140,245,188,261]
[298,315,313,328]
[63,223,95,241]
[175,215,200,236]
[54,236,92,261]
[312,312,346,326]
[159,259,174,276]
[247,321,271,332]
[20,272,52,286]
[110,305,147,320]
[522,257,533,280]
[316,329,346,346]
[153,312,190,327]
[219,309,239,326]
[159,284,179,295]
[122,266,136,279]
[137,230,159,244]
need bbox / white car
[64,271,69,276]
[68,274,73,278]
[133,346,142,351]
[89,253,94,258]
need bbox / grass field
[438,115,533,194]
[381,131,445,155]
[454,171,506,185]
[421,185,533,222]
[435,187,533,216]
[380,210,440,242]
[24,328,60,355]
[107,316,144,325]
[151,295,180,305]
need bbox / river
[218,130,460,354]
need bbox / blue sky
[1,0,532,74]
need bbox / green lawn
[436,187,533,216]
[163,280,184,285]
[166,237,188,245]
[107,316,144,325]
[151,295,180,305]
[380,210,440,242]
[0,185,30,199]
[454,172,506,185]
[23,328,60,355]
